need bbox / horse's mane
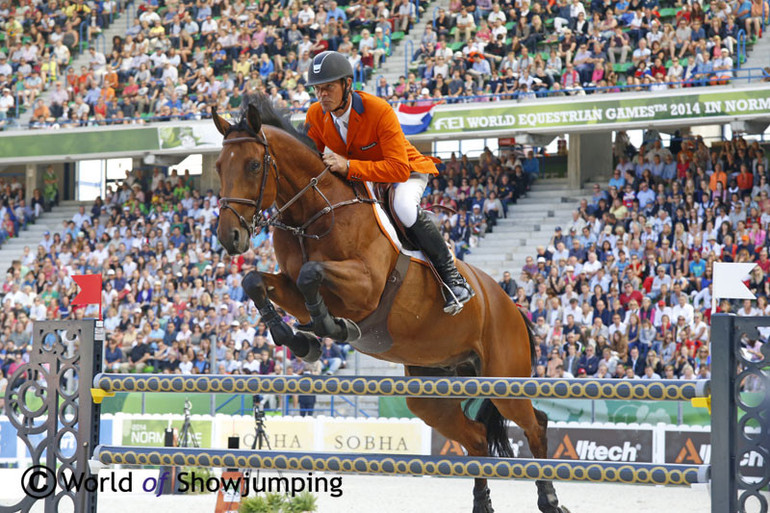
[235,94,318,152]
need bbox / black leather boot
[406,210,475,315]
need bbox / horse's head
[213,104,277,255]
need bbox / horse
[212,96,569,513]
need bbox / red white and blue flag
[396,104,435,135]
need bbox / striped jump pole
[92,446,710,487]
[92,374,710,402]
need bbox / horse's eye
[250,160,262,173]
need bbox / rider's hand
[322,150,349,176]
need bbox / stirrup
[442,282,475,315]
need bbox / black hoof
[289,331,322,363]
[336,317,362,341]
[472,486,494,513]
[538,501,567,513]
[302,337,323,362]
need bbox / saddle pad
[363,182,429,265]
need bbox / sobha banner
[425,86,770,135]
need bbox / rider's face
[314,79,347,112]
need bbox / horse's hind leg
[242,271,322,362]
[295,260,366,342]
[491,399,569,513]
[406,396,494,513]
[405,366,494,513]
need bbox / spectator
[320,337,344,375]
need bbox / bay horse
[212,96,569,513]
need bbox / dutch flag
[395,104,435,135]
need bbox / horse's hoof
[301,336,323,362]
[538,505,568,513]
[336,317,362,341]
[292,331,322,362]
[472,503,494,513]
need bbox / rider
[304,51,474,315]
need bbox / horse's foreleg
[296,260,364,342]
[242,271,322,362]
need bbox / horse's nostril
[232,229,240,243]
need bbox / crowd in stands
[0,0,424,128]
[2,0,767,129]
[398,0,768,102]
[0,0,125,129]
[497,131,767,386]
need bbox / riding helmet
[306,51,354,86]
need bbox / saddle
[371,182,455,250]
[372,182,419,251]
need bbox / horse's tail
[518,306,537,371]
[466,399,515,458]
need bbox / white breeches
[391,172,428,228]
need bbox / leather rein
[218,127,377,261]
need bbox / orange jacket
[305,90,438,182]
[709,169,726,192]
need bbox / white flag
[713,262,757,301]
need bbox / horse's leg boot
[297,261,362,342]
[304,297,362,342]
[406,210,475,315]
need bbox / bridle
[218,128,277,235]
[218,125,377,260]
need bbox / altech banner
[432,425,653,463]
[426,87,770,135]
[665,430,764,479]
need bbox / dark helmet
[306,51,353,87]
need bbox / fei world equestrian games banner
[0,86,769,162]
[422,86,770,136]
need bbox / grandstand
[0,0,768,128]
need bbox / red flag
[72,274,103,319]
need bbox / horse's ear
[212,107,230,136]
[246,103,262,133]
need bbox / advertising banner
[320,419,424,454]
[432,425,654,463]
[426,87,770,135]
[215,416,315,451]
[122,418,212,447]
[0,127,160,159]
[664,429,764,479]
[2,86,769,162]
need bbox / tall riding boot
[406,209,475,315]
